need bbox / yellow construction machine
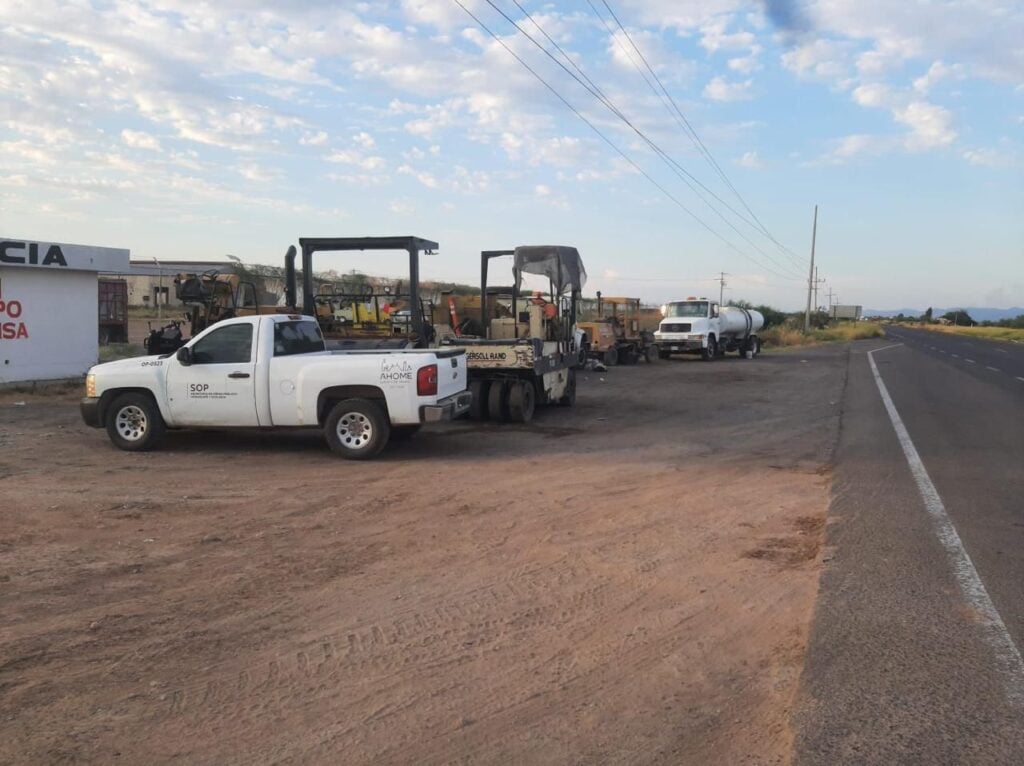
[577,292,658,365]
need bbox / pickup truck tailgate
[434,347,467,399]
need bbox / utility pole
[718,271,728,306]
[826,286,835,319]
[813,267,824,312]
[152,256,163,321]
[804,204,818,332]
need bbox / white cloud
[121,129,162,151]
[913,61,965,94]
[893,101,957,150]
[817,134,892,164]
[300,131,329,146]
[699,19,756,53]
[326,150,386,171]
[851,83,893,109]
[703,76,753,102]
[735,151,764,169]
[353,131,376,149]
[961,148,1011,167]
[397,164,439,188]
[780,39,851,81]
[534,184,551,197]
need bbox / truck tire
[604,346,618,366]
[644,345,659,363]
[469,380,489,420]
[105,392,166,452]
[658,348,671,360]
[324,398,390,459]
[701,337,718,361]
[557,369,577,407]
[507,380,536,423]
[487,380,509,422]
[750,336,761,357]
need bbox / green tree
[923,307,933,323]
[941,309,976,326]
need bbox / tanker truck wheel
[603,346,618,366]
[751,336,761,357]
[644,345,658,363]
[701,337,718,361]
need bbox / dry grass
[762,321,884,348]
[910,324,1024,343]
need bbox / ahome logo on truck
[380,359,413,383]
[0,241,68,267]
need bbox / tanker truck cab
[80,314,471,459]
[654,298,763,361]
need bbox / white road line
[868,347,1024,704]
[965,358,976,364]
[1016,377,1024,383]
[986,366,1000,372]
[872,342,904,354]
[995,349,1008,354]
[952,353,960,358]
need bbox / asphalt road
[795,331,1024,764]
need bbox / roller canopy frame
[291,236,438,348]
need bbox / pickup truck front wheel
[324,398,390,459]
[105,393,166,452]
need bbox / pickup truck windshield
[274,321,326,356]
[664,301,709,318]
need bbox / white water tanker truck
[653,297,764,361]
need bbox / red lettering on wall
[1,322,28,339]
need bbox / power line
[472,0,804,281]
[450,0,802,281]
[590,0,808,269]
[507,0,804,279]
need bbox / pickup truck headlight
[85,374,96,398]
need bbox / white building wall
[0,269,99,383]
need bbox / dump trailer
[98,278,128,344]
[654,297,763,360]
[577,292,658,365]
[442,245,586,423]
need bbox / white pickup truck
[81,314,471,459]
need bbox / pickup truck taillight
[417,364,438,396]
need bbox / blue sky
[1,0,1021,310]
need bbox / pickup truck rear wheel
[324,398,390,459]
[105,392,165,452]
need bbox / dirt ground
[0,346,847,764]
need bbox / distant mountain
[864,307,1024,322]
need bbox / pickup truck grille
[661,323,691,333]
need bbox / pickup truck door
[165,322,260,427]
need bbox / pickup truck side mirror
[176,346,193,366]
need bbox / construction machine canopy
[512,245,587,295]
[291,236,438,347]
